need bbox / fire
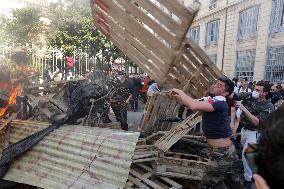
[0,85,22,117]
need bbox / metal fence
[0,47,137,81]
[265,46,284,83]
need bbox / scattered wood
[127,162,183,189]
[154,112,202,152]
[138,94,180,134]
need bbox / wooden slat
[115,0,178,48]
[107,28,165,82]
[139,95,157,131]
[128,175,151,189]
[132,0,182,37]
[91,20,168,83]
[184,52,217,81]
[130,169,164,189]
[135,163,183,189]
[92,0,175,62]
[154,113,202,152]
[92,6,169,74]
[155,0,195,19]
[186,39,223,77]
[146,95,163,128]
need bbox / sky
[0,0,59,17]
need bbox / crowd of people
[167,76,284,189]
[35,61,284,189]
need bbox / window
[209,0,217,9]
[265,46,284,82]
[208,54,217,64]
[205,19,219,46]
[270,0,284,33]
[235,50,256,81]
[189,26,200,44]
[237,6,260,40]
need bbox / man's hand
[253,174,270,189]
[236,100,246,111]
[165,88,187,104]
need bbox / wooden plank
[106,25,166,80]
[135,163,182,189]
[139,95,157,131]
[146,94,163,128]
[155,0,195,19]
[131,0,182,37]
[158,176,182,189]
[115,0,179,49]
[154,113,202,152]
[128,175,151,189]
[130,169,164,189]
[133,157,158,163]
[105,28,165,83]
[92,0,175,62]
[161,100,179,130]
[186,38,223,77]
[92,6,169,74]
[155,171,202,180]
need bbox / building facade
[187,0,284,82]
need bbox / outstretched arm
[167,88,214,112]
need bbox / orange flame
[0,85,22,117]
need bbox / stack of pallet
[90,0,222,99]
[128,99,211,188]
[129,133,211,188]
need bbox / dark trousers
[130,95,139,111]
[111,102,128,130]
[141,92,148,104]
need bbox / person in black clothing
[43,64,52,82]
[110,72,132,130]
[129,73,143,112]
[270,84,283,105]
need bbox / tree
[6,7,44,47]
[47,0,135,71]
[0,14,9,45]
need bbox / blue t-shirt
[202,97,232,139]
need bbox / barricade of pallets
[90,0,222,98]
[138,94,181,133]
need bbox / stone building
[187,0,284,82]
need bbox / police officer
[110,71,132,130]
[235,81,274,189]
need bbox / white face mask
[252,90,260,99]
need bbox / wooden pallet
[91,0,223,98]
[138,94,181,133]
[133,144,159,163]
[126,162,183,189]
[24,78,85,96]
[154,155,207,181]
[154,112,202,152]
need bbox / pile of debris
[124,94,209,189]
[22,75,120,128]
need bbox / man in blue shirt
[168,76,237,188]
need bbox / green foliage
[6,7,44,46]
[47,0,135,68]
[0,14,9,44]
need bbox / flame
[0,85,22,117]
